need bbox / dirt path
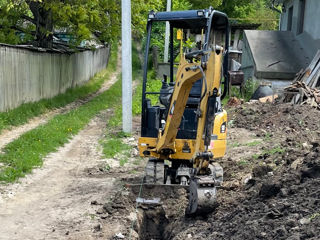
[0,52,121,152]
[0,110,120,240]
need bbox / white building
[241,0,320,89]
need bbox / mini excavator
[138,7,229,215]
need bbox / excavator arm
[154,50,223,163]
[155,58,203,154]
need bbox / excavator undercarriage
[138,7,229,215]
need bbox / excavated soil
[96,102,320,240]
[1,93,319,239]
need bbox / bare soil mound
[167,103,320,240]
[95,102,320,240]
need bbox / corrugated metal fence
[0,44,110,112]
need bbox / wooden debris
[259,94,278,103]
[227,97,243,107]
[282,50,320,109]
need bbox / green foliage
[238,160,249,166]
[310,212,320,221]
[243,78,260,101]
[132,83,143,116]
[109,42,142,127]
[172,0,193,11]
[0,0,121,46]
[0,0,279,46]
[102,138,131,158]
[191,0,222,9]
[264,146,286,155]
[218,0,279,30]
[131,0,164,37]
[246,140,262,147]
[229,78,259,102]
[0,44,118,133]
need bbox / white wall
[0,45,110,112]
[281,0,320,40]
[280,0,320,59]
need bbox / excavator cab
[138,7,229,215]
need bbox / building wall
[280,0,320,58]
[240,33,255,82]
[0,45,110,112]
[281,0,320,37]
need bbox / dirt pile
[232,102,320,144]
[96,102,320,240]
[166,102,320,240]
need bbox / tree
[0,0,120,48]
[190,0,222,9]
[131,0,164,37]
[218,0,279,30]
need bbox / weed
[105,164,111,171]
[133,157,143,165]
[246,140,262,147]
[243,78,259,101]
[102,138,131,158]
[310,212,320,221]
[264,146,285,155]
[238,160,249,166]
[225,78,260,103]
[264,132,272,141]
[252,153,260,160]
[120,158,129,167]
[228,119,235,128]
[230,142,241,148]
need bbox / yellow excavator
[138,7,229,215]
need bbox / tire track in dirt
[0,50,121,152]
[0,110,119,240]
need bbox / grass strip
[102,43,142,167]
[108,42,142,127]
[0,44,118,134]
[0,78,122,183]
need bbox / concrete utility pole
[122,0,132,133]
[163,0,172,63]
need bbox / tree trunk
[28,1,53,48]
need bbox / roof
[230,22,261,30]
[244,30,310,79]
[149,9,228,30]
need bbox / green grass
[246,140,262,147]
[102,137,131,158]
[310,212,320,221]
[250,145,285,162]
[108,42,143,127]
[252,153,260,160]
[101,42,142,168]
[0,44,118,134]
[0,75,122,183]
[264,132,272,141]
[238,160,249,166]
[264,146,286,155]
[101,42,153,168]
[229,142,241,148]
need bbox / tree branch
[22,15,36,25]
[0,24,31,34]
